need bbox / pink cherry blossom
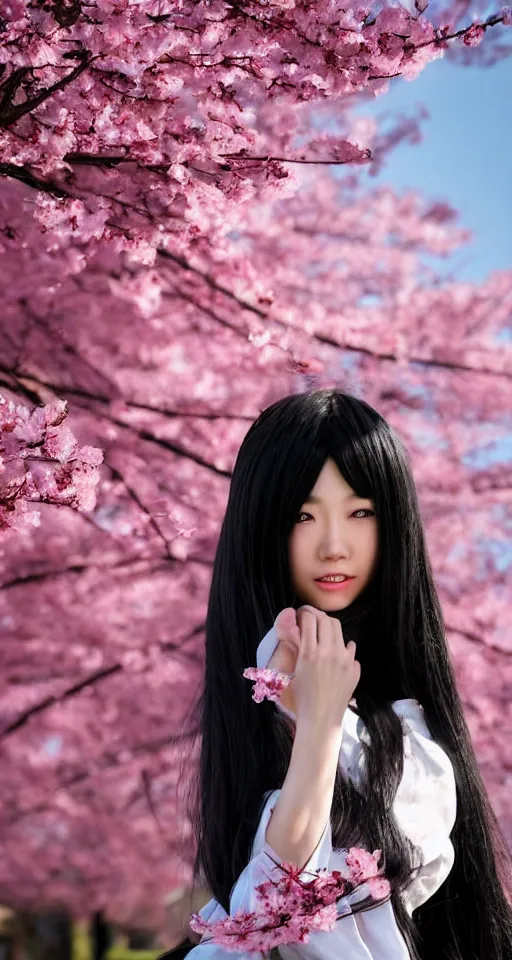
[190,851,390,952]
[345,848,382,882]
[463,24,487,46]
[368,877,393,900]
[0,0,509,935]
[0,395,103,532]
[243,667,292,703]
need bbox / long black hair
[181,388,512,960]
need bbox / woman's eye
[296,509,375,523]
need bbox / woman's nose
[319,527,350,560]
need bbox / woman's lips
[314,576,355,592]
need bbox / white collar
[256,624,279,669]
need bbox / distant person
[90,911,111,960]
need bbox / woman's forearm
[265,717,343,871]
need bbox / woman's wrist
[294,708,347,746]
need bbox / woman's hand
[268,606,359,725]
[292,607,360,731]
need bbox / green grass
[108,949,161,960]
[73,926,90,960]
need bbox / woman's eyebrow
[304,492,371,504]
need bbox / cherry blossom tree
[0,0,511,935]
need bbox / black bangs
[232,388,392,547]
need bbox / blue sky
[355,55,512,283]
[349,50,512,579]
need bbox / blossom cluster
[243,667,292,704]
[0,0,509,264]
[0,395,103,532]
[190,847,390,954]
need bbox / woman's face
[289,457,378,612]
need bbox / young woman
[177,389,512,959]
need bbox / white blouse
[188,625,457,959]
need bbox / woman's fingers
[275,608,297,633]
[331,616,344,647]
[297,608,318,661]
[269,608,300,677]
[315,610,333,656]
[275,607,300,650]
[273,605,355,674]
[298,606,346,655]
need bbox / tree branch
[0,161,72,198]
[0,369,253,420]
[445,622,511,657]
[1,619,205,738]
[104,414,232,478]
[161,251,512,380]
[6,725,200,828]
[0,364,233,478]
[0,50,92,129]
[217,152,372,165]
[0,555,153,591]
[106,460,174,558]
[2,664,122,736]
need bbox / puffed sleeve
[186,788,333,957]
[391,700,457,915]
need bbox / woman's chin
[298,587,359,612]
[319,595,355,612]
